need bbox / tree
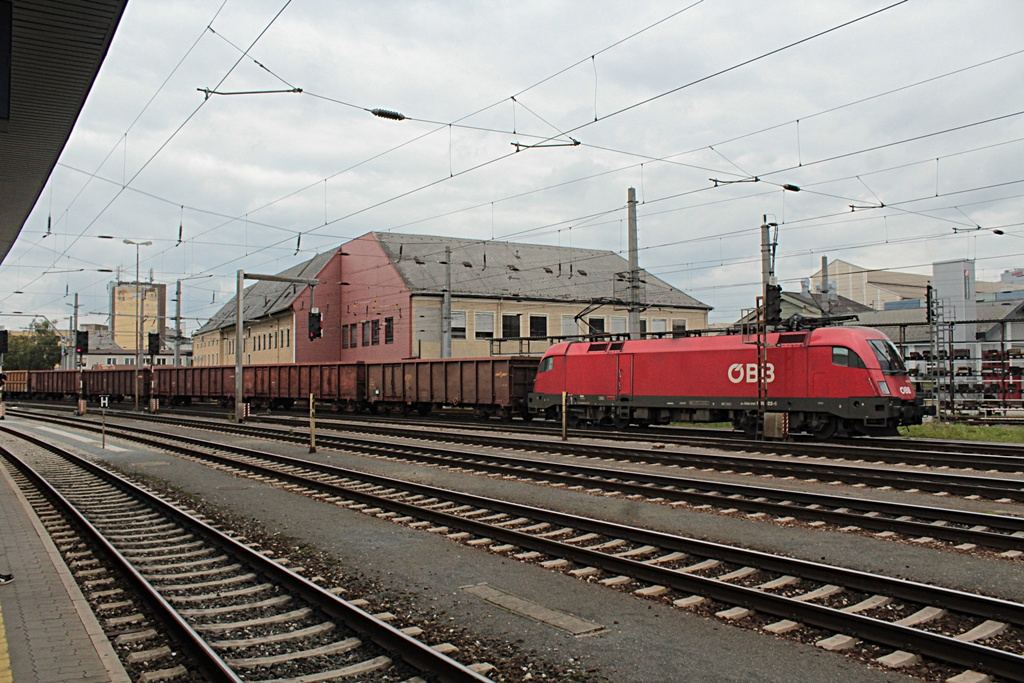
[5,320,63,370]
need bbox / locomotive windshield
[868,339,908,375]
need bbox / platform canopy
[0,0,127,264]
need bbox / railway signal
[765,284,783,325]
[148,332,161,356]
[0,330,7,354]
[308,310,323,340]
[75,330,89,355]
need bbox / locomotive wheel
[519,409,534,422]
[812,418,838,441]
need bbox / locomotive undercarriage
[532,393,912,439]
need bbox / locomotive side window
[832,346,866,368]
[538,357,554,373]
[868,339,908,375]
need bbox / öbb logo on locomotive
[727,363,775,383]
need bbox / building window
[452,311,467,339]
[502,313,520,338]
[561,315,577,337]
[342,325,349,348]
[349,324,357,348]
[672,319,687,337]
[639,319,647,335]
[371,319,380,345]
[285,328,290,347]
[529,315,547,338]
[588,316,605,334]
[610,317,627,334]
[385,317,394,344]
[475,312,494,339]
[362,322,370,346]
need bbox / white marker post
[100,395,109,449]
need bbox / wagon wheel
[497,406,513,422]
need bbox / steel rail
[13,410,1024,550]
[0,444,242,682]
[0,425,494,683]
[114,411,1024,499]
[14,417,1023,678]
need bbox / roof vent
[543,267,553,274]
[414,257,425,265]
[577,269,588,276]
[463,261,473,268]
[508,264,519,272]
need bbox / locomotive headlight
[878,381,891,395]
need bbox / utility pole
[756,216,777,440]
[235,271,320,422]
[441,245,452,358]
[175,279,183,366]
[627,187,640,338]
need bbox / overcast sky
[3,0,1024,334]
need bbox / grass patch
[899,422,1024,443]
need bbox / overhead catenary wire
[9,1,1024,329]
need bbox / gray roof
[785,291,874,316]
[845,299,1024,344]
[197,251,335,334]
[373,232,709,310]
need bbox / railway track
[18,399,1024,464]
[13,408,1024,554]
[52,408,1024,499]
[6,413,1023,680]
[0,425,494,683]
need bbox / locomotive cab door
[614,353,634,427]
[616,354,634,400]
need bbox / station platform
[0,454,129,683]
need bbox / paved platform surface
[0,453,129,683]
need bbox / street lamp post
[124,239,152,410]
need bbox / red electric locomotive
[528,327,929,438]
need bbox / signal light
[765,284,783,325]
[0,330,7,354]
[148,332,161,355]
[75,330,89,354]
[308,310,323,340]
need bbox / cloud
[4,0,1024,331]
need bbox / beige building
[808,259,1022,310]
[109,281,166,352]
